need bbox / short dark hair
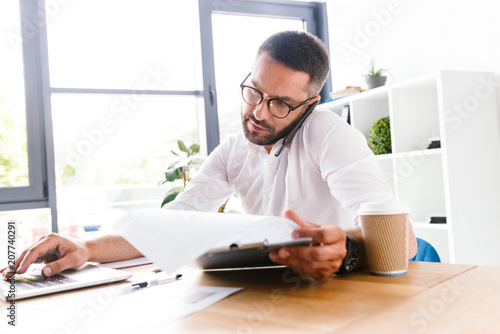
[257,30,330,95]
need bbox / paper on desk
[113,209,299,274]
[27,282,243,333]
[82,284,243,332]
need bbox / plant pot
[366,75,387,90]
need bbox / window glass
[45,0,205,234]
[0,1,29,187]
[46,0,202,91]
[51,94,201,233]
[0,209,51,263]
[211,14,304,142]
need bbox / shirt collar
[245,136,285,159]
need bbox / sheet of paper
[112,209,299,274]
[13,282,242,333]
[83,284,243,332]
[209,214,300,249]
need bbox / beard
[241,106,306,146]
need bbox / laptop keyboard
[1,267,76,293]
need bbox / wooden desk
[2,262,499,333]
[168,262,500,333]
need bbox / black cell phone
[275,100,319,157]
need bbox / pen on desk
[121,274,182,293]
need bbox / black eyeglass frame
[240,73,316,119]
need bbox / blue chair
[409,238,441,263]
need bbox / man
[2,31,417,282]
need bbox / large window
[0,1,47,209]
[46,0,204,234]
[0,2,28,188]
[0,0,330,235]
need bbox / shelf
[322,97,352,109]
[412,222,449,231]
[394,148,442,158]
[412,227,451,263]
[321,70,500,265]
[395,153,445,221]
[374,153,393,161]
[375,149,442,161]
[390,86,440,153]
[350,99,389,140]
[375,156,395,193]
[351,87,389,102]
[390,74,437,91]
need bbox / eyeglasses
[240,73,315,119]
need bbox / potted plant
[365,57,387,90]
[159,140,204,207]
[368,116,392,155]
[159,140,238,212]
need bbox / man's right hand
[1,233,89,278]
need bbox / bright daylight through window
[1,0,328,238]
[0,2,29,188]
[46,0,203,236]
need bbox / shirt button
[264,195,271,203]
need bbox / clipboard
[194,237,313,270]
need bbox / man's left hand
[269,209,347,281]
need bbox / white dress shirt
[164,107,395,230]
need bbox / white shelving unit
[322,71,500,265]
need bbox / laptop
[0,263,132,301]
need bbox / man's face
[241,52,319,150]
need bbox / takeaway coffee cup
[359,201,410,276]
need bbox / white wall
[326,0,500,135]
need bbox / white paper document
[83,283,243,332]
[16,281,242,333]
[112,209,300,274]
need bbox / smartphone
[275,100,319,157]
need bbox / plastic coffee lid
[358,201,410,215]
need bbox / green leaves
[161,187,182,207]
[188,158,204,168]
[368,116,392,155]
[366,57,386,78]
[177,140,200,156]
[177,140,189,153]
[159,141,238,213]
[160,141,205,207]
[190,143,200,154]
[164,166,183,182]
